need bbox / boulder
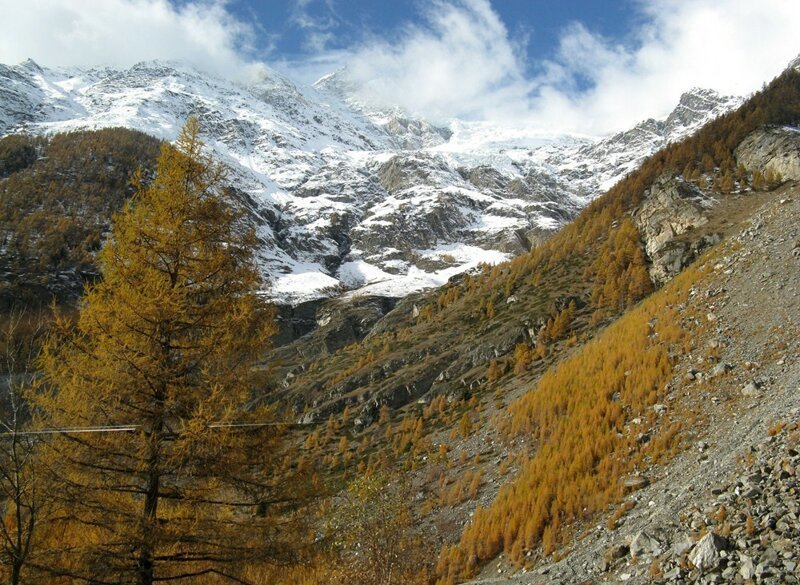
[709,362,733,378]
[688,531,728,572]
[630,531,661,558]
[738,554,755,580]
[608,543,630,560]
[622,475,650,491]
[742,381,760,396]
[673,534,694,556]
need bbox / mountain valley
[0,53,799,585]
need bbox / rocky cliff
[633,176,716,286]
[736,126,800,182]
[631,125,800,288]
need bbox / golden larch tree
[36,119,308,584]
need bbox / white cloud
[1,0,797,136]
[534,0,800,134]
[333,0,532,121]
[0,0,264,81]
[314,0,800,135]
[289,0,339,52]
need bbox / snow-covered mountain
[0,59,742,303]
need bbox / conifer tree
[0,308,50,585]
[36,119,307,584]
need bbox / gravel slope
[467,182,800,584]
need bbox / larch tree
[35,119,309,584]
[0,308,50,585]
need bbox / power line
[1,421,311,438]
[8,425,138,436]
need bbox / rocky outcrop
[633,124,799,288]
[383,115,452,149]
[462,165,507,192]
[272,295,394,351]
[633,176,716,285]
[272,299,323,346]
[735,126,800,182]
[377,155,445,194]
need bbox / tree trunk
[11,558,22,585]
[139,324,170,585]
[138,418,163,585]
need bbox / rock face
[633,176,716,285]
[664,89,738,139]
[271,300,324,346]
[735,126,800,181]
[271,295,398,354]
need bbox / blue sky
[226,0,638,81]
[2,0,799,135]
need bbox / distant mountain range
[0,59,742,303]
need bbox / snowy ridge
[0,60,743,304]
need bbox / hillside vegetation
[0,128,161,308]
[437,262,700,582]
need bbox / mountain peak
[128,59,202,78]
[679,86,721,100]
[0,59,745,304]
[313,67,348,90]
[19,58,43,72]
[664,87,741,142]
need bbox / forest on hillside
[0,128,161,308]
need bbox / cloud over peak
[328,0,800,134]
[1,0,798,136]
[338,0,530,121]
[0,0,264,81]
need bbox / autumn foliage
[0,129,161,308]
[33,119,309,584]
[436,266,698,583]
